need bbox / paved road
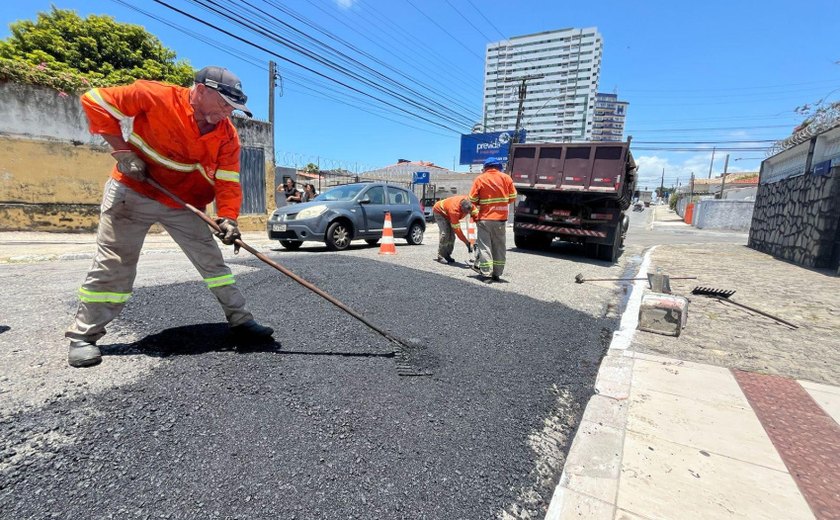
[1,228,624,520]
[0,208,748,519]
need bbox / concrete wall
[748,167,840,268]
[692,200,754,231]
[0,81,273,231]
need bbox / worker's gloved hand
[214,218,241,245]
[467,244,474,254]
[111,150,146,180]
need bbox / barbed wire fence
[768,102,840,156]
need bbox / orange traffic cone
[378,211,397,255]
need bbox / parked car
[267,182,426,251]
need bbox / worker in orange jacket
[65,66,274,368]
[432,195,478,264]
[469,157,517,281]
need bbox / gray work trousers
[434,213,457,259]
[474,220,507,277]
[66,179,253,343]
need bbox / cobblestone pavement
[632,243,840,386]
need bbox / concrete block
[637,292,688,337]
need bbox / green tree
[0,7,193,88]
[304,163,320,175]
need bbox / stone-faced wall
[748,168,840,268]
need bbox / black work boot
[68,340,101,368]
[231,320,274,342]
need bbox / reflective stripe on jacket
[468,169,517,221]
[81,81,243,219]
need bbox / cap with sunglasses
[194,66,252,117]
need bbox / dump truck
[509,140,637,262]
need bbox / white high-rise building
[482,27,603,143]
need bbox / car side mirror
[359,196,371,204]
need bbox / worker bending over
[66,66,273,368]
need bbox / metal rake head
[692,286,736,299]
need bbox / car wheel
[365,239,379,246]
[325,221,351,250]
[279,240,303,250]
[406,221,424,245]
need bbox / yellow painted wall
[1,136,270,232]
[0,137,112,204]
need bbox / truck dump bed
[510,141,636,194]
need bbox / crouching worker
[432,195,478,264]
[66,66,274,368]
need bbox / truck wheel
[514,232,532,249]
[598,231,622,263]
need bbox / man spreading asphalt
[469,157,517,281]
[65,66,274,368]
[432,195,477,264]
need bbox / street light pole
[707,147,716,178]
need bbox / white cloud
[335,0,357,8]
[633,152,756,190]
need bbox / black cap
[194,66,252,117]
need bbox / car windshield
[314,185,364,202]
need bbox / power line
[152,0,467,134]
[188,0,474,129]
[111,0,464,135]
[465,0,507,40]
[444,0,495,42]
[404,0,484,61]
[268,0,482,120]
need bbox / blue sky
[2,0,839,189]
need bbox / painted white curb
[544,246,657,520]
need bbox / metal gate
[240,146,266,214]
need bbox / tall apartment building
[482,27,603,143]
[592,92,628,141]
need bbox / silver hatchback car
[267,182,426,251]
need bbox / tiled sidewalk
[549,351,840,520]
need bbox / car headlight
[296,204,328,220]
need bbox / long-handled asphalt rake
[691,286,798,329]
[144,178,429,376]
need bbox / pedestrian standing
[432,195,477,264]
[65,66,274,368]
[469,157,517,281]
[280,178,302,204]
[300,183,318,203]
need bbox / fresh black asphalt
[1,253,615,519]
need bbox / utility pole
[505,74,544,172]
[659,167,665,200]
[268,61,277,148]
[719,154,730,199]
[707,146,716,179]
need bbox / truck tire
[515,232,552,250]
[598,230,622,263]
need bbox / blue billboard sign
[459,130,526,165]
[412,171,430,184]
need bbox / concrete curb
[544,246,657,519]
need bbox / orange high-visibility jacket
[81,80,243,220]
[468,168,517,221]
[433,195,478,243]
